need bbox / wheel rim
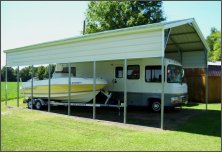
[152,102,160,111]
[36,102,41,109]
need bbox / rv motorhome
[58,57,188,112]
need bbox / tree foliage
[1,66,16,82]
[19,66,32,82]
[1,65,56,82]
[85,1,165,34]
[36,66,45,80]
[43,65,56,79]
[207,27,221,61]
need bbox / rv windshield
[167,65,183,83]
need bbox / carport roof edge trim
[4,18,198,53]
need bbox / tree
[43,64,56,79]
[19,66,32,82]
[207,27,221,61]
[36,66,45,80]
[1,66,16,82]
[85,1,165,34]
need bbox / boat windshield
[53,67,76,78]
[167,65,183,83]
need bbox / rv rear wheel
[151,101,161,112]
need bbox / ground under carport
[39,104,202,130]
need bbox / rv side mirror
[182,69,184,78]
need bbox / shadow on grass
[174,109,221,137]
[38,104,221,137]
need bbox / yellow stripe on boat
[22,84,106,94]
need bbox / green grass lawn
[177,103,221,140]
[1,99,221,151]
[1,82,24,101]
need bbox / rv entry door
[112,65,124,92]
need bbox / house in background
[184,61,221,103]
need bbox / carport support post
[17,66,19,107]
[48,64,51,112]
[160,57,165,129]
[68,63,71,115]
[93,61,96,119]
[31,65,34,109]
[205,67,208,111]
[5,66,8,106]
[205,47,208,111]
[123,59,127,124]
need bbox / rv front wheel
[151,101,161,112]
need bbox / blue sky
[1,1,221,67]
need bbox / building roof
[208,61,221,66]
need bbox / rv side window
[127,65,140,79]
[145,66,162,82]
[62,67,76,76]
[115,67,123,78]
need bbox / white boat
[20,64,108,103]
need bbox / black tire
[151,101,161,112]
[27,100,33,109]
[35,101,42,110]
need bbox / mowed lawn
[1,99,221,151]
[1,82,24,101]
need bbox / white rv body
[59,57,188,107]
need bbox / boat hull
[21,78,107,102]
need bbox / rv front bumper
[171,95,188,105]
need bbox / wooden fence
[184,68,221,103]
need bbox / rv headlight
[171,97,179,104]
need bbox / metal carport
[4,18,209,129]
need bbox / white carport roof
[4,18,209,68]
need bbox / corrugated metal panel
[166,42,203,52]
[5,18,208,69]
[5,23,164,53]
[165,51,206,68]
[171,34,200,43]
[179,43,204,51]
[165,45,177,52]
[165,52,181,63]
[182,51,206,68]
[6,30,163,66]
[170,24,195,35]
[164,22,206,68]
